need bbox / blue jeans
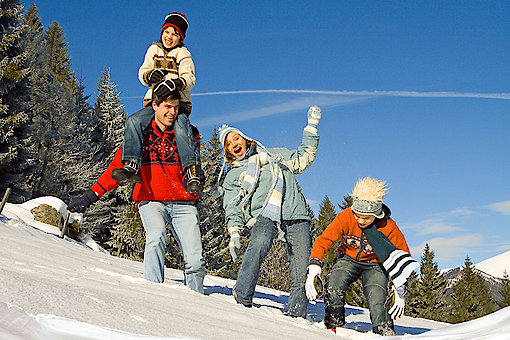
[234,216,311,318]
[122,106,200,169]
[325,254,392,328]
[138,201,205,293]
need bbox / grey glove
[68,189,98,213]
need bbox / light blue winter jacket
[222,126,319,229]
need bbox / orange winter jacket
[91,120,199,203]
[311,207,411,264]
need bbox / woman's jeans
[325,254,392,328]
[122,106,200,170]
[234,216,312,318]
[138,201,205,294]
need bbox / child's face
[161,26,181,49]
[225,132,248,159]
[353,212,376,229]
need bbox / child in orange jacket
[305,177,418,336]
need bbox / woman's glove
[67,189,98,213]
[305,264,322,301]
[307,106,322,128]
[228,226,242,262]
[144,69,169,85]
[387,284,406,319]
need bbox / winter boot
[373,321,396,336]
[233,285,252,308]
[183,164,202,194]
[111,160,142,183]
[323,305,345,331]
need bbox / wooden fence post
[60,212,71,238]
[0,188,12,216]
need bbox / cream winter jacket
[138,43,195,108]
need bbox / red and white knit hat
[161,12,189,40]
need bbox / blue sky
[35,1,509,270]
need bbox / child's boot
[373,321,396,336]
[112,160,142,183]
[323,306,345,332]
[183,164,202,194]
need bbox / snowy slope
[475,251,510,279]
[1,198,510,340]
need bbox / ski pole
[60,212,71,238]
[0,188,12,216]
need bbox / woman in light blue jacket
[218,106,321,318]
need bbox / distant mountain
[443,251,510,302]
[475,250,510,279]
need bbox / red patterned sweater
[91,120,199,203]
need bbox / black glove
[153,78,184,98]
[68,189,99,213]
[144,69,169,86]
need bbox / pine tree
[405,244,449,321]
[26,16,82,199]
[94,67,126,149]
[197,126,232,274]
[44,21,77,91]
[312,196,338,279]
[108,204,145,261]
[448,256,496,323]
[312,196,337,240]
[0,0,31,202]
[338,195,352,210]
[84,67,130,247]
[498,270,510,309]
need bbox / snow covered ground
[1,197,509,340]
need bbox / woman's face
[225,132,248,159]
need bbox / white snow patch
[1,197,509,339]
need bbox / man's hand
[67,189,98,213]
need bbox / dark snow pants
[324,254,393,330]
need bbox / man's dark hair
[152,88,181,106]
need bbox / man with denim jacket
[68,89,205,293]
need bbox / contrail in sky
[123,89,510,100]
[192,89,510,100]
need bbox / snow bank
[1,197,508,339]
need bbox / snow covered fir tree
[405,244,449,321]
[1,2,509,334]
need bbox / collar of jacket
[150,120,174,138]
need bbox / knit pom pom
[351,177,388,202]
